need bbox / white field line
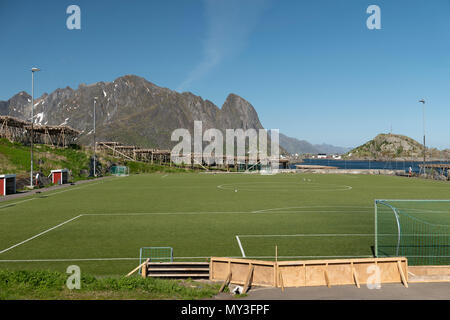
[0,215,83,254]
[236,233,436,238]
[0,180,108,211]
[0,208,375,255]
[0,197,36,210]
[83,210,372,216]
[235,235,246,257]
[42,181,105,197]
[0,255,379,263]
[0,257,213,262]
[252,206,372,213]
[237,233,377,238]
[217,183,353,192]
[84,211,259,216]
[0,257,139,262]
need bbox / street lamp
[30,67,40,188]
[419,99,426,176]
[93,97,97,177]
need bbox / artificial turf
[1,172,450,276]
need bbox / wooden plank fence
[210,257,408,291]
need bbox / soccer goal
[139,247,174,265]
[375,199,450,265]
[110,165,129,176]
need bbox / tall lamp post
[93,97,97,177]
[419,99,426,176]
[30,67,40,188]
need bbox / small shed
[51,169,69,185]
[0,174,16,196]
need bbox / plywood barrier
[209,257,408,288]
[408,265,450,276]
[408,265,450,283]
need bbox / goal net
[110,166,129,176]
[139,247,174,265]
[375,199,450,265]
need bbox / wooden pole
[219,272,232,293]
[126,259,149,277]
[304,263,306,287]
[397,260,408,288]
[279,270,285,292]
[141,258,150,278]
[243,264,254,294]
[324,264,331,288]
[275,246,278,287]
[351,262,360,288]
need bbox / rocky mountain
[345,133,449,160]
[313,143,351,155]
[278,133,319,154]
[278,133,351,155]
[0,75,266,149]
[0,74,346,155]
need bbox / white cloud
[177,0,270,91]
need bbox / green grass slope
[0,269,219,300]
[0,138,189,185]
[0,138,90,180]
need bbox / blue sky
[1,0,450,149]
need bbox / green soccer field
[1,173,450,276]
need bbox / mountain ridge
[0,75,264,148]
[0,74,346,154]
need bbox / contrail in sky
[177,0,270,92]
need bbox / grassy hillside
[0,138,90,180]
[0,138,189,185]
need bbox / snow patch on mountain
[34,112,44,124]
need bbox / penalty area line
[236,235,246,258]
[0,180,109,211]
[237,233,377,238]
[0,215,83,255]
[0,255,377,263]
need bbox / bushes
[0,270,65,289]
[0,270,219,300]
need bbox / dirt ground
[0,176,111,203]
[212,282,450,300]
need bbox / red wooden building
[51,169,69,185]
[0,174,16,196]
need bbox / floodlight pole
[420,99,426,176]
[30,68,40,188]
[93,98,96,177]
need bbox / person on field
[408,166,412,177]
